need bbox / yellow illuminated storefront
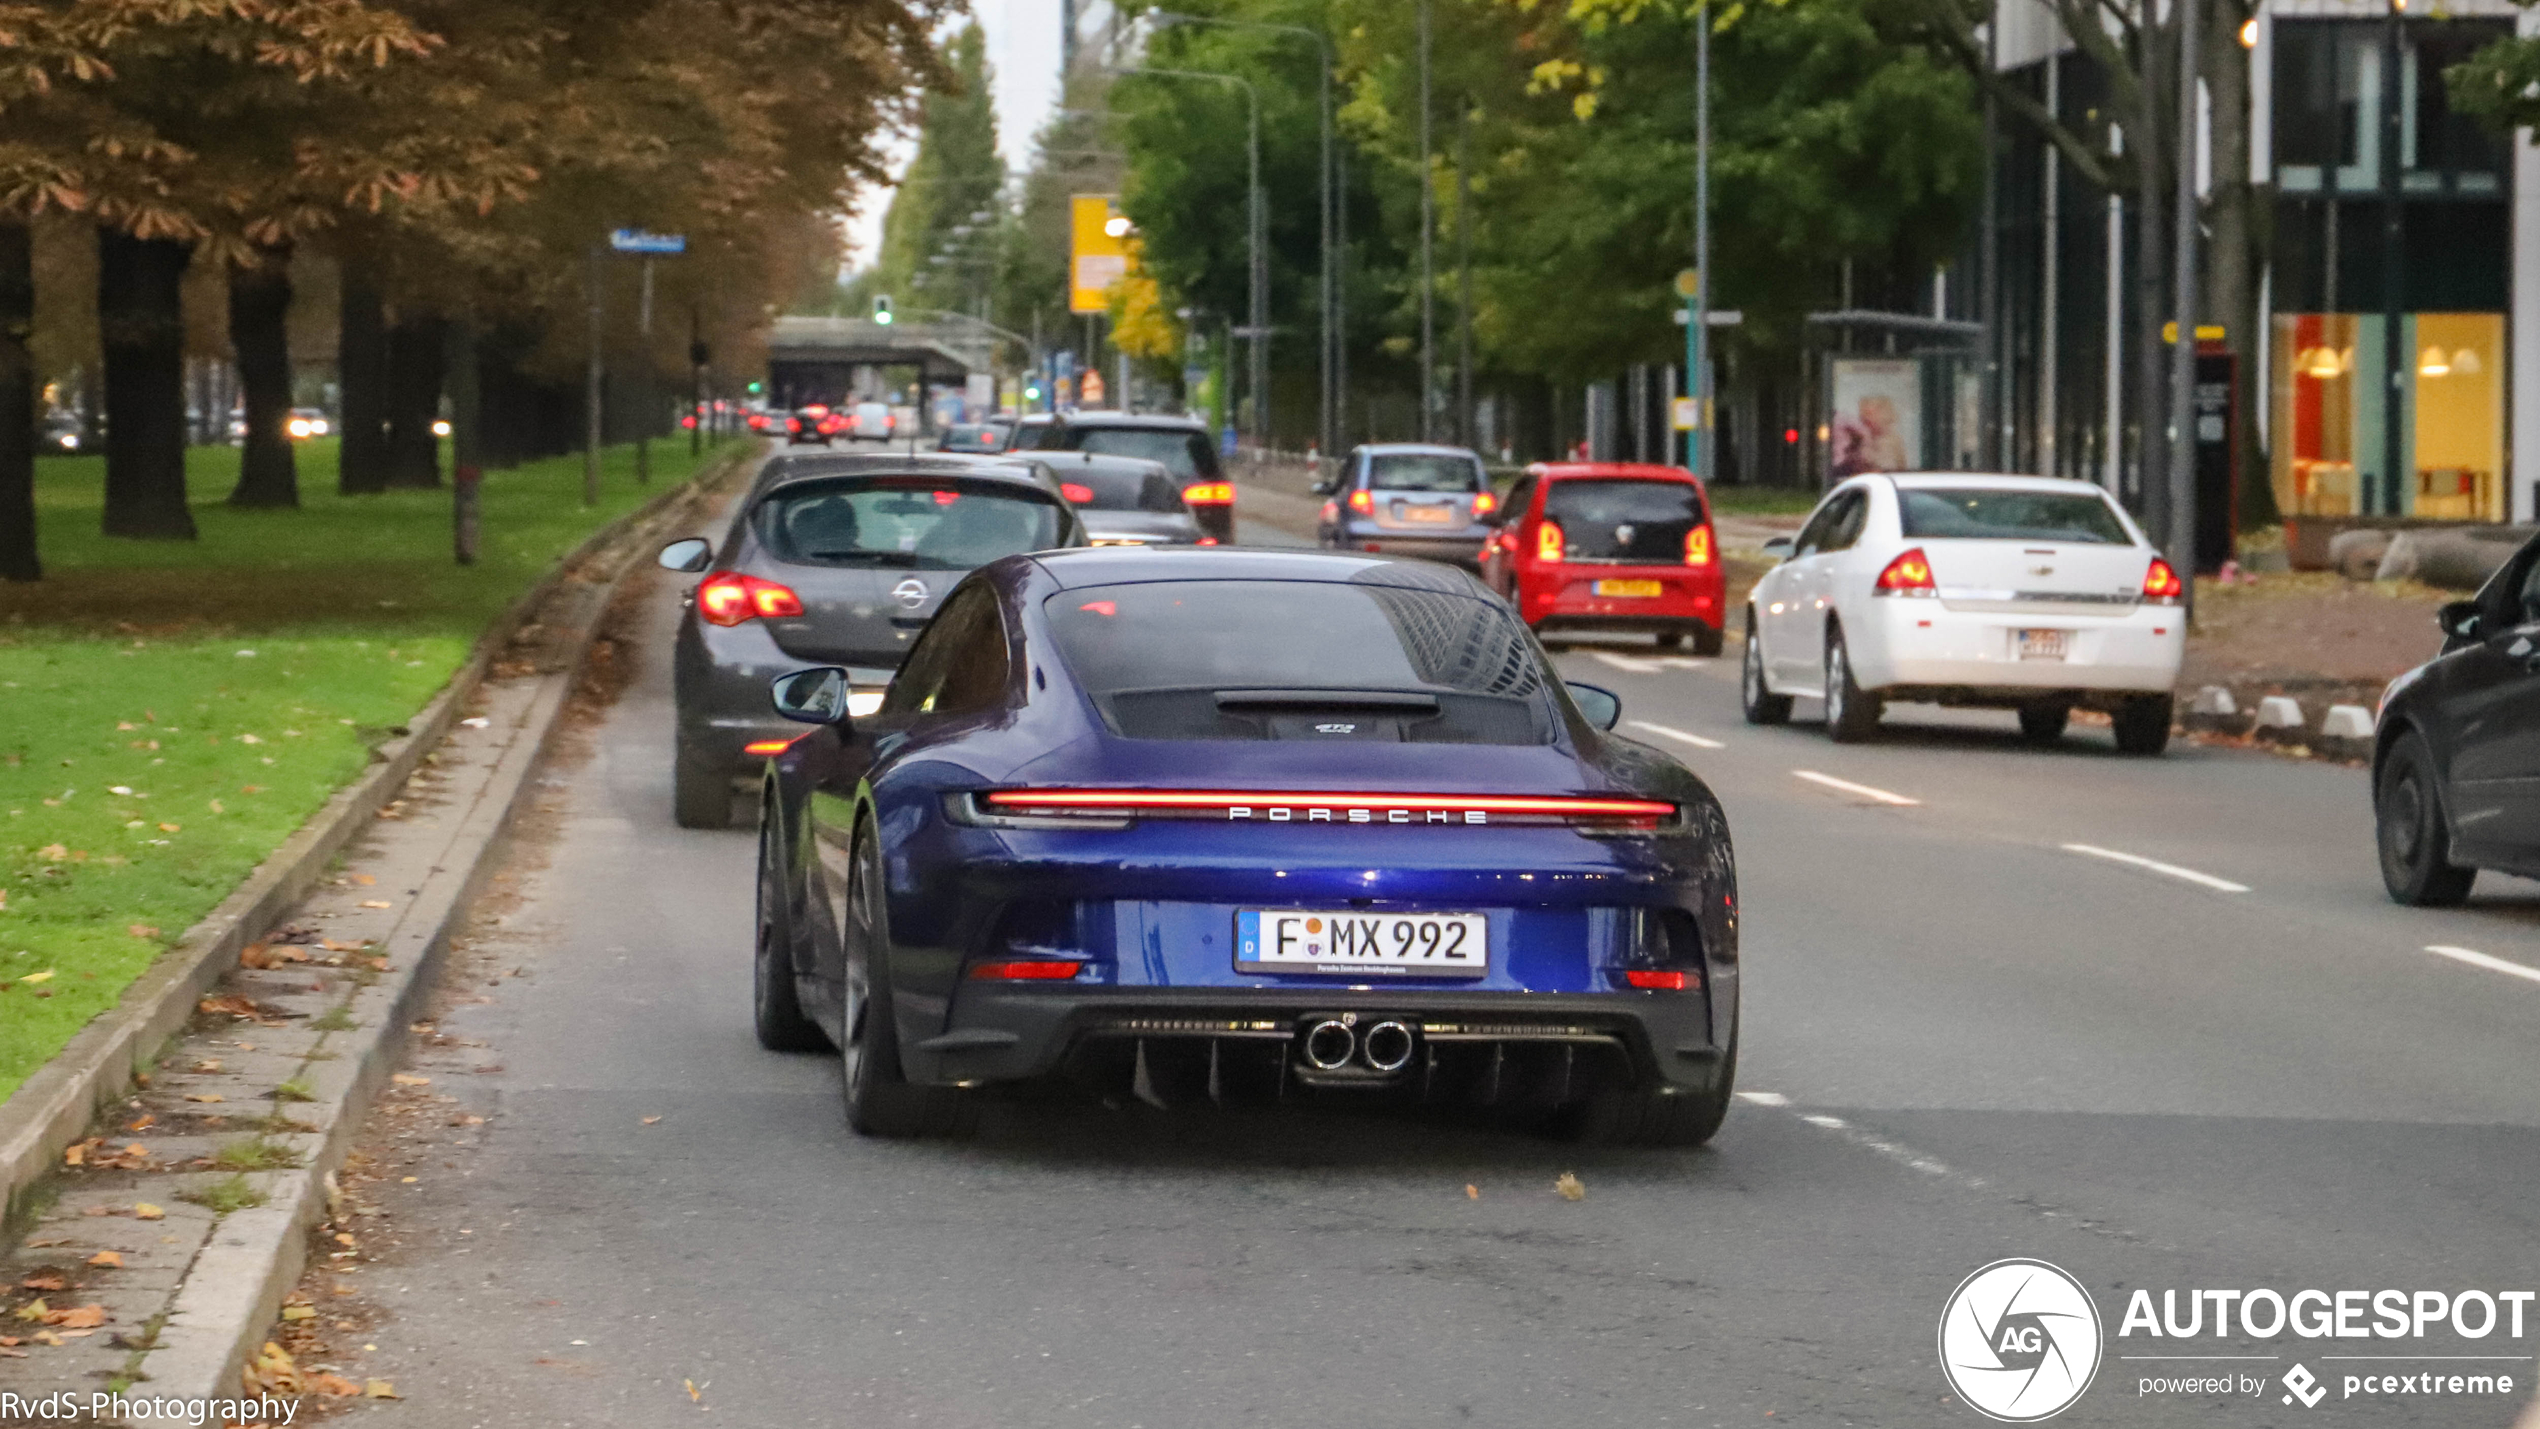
[2270,312,2505,520]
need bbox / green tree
[871,24,1006,320]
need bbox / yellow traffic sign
[1674,269,1701,300]
[2161,322,2228,343]
[1071,196,1134,314]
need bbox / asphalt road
[333,507,2540,1429]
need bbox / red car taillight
[696,572,806,627]
[977,788,1677,829]
[1061,482,1095,504]
[1346,488,1374,515]
[1472,490,1497,518]
[1623,969,1693,990]
[1873,547,1937,597]
[967,960,1085,981]
[1185,482,1236,506]
[785,418,801,434]
[1536,520,1565,563]
[1684,525,1714,567]
[2142,556,2185,604]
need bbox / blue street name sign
[609,229,687,255]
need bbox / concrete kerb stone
[0,445,754,1413]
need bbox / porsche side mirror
[771,666,855,726]
[1760,535,1795,558]
[1565,681,1622,731]
[659,537,713,573]
[2440,599,2484,642]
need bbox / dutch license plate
[1595,579,1665,599]
[2017,629,2070,661]
[1235,910,1489,978]
[1401,503,1456,524]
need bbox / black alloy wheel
[841,819,974,1138]
[1822,626,1882,743]
[753,808,828,1052]
[1740,610,1792,726]
[1570,1035,1737,1147]
[2110,693,2175,756]
[672,745,733,830]
[2376,730,2477,906]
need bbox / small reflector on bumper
[967,960,1085,981]
[1623,969,1695,990]
[743,738,795,756]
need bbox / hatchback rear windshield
[1047,577,1552,744]
[755,480,1063,570]
[1897,488,2131,544]
[1060,466,1185,513]
[1366,453,1482,493]
[1065,427,1215,481]
[1542,480,1707,563]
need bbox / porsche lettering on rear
[1227,806,1489,824]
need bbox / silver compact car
[1313,443,1496,565]
[658,454,1088,828]
[1048,451,1207,546]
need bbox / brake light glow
[1184,482,1236,505]
[1196,536,1219,545]
[967,959,1085,981]
[933,490,962,505]
[1536,520,1565,563]
[1684,525,1714,567]
[2142,556,2185,604]
[978,788,1677,828]
[1873,547,1937,597]
[695,572,806,626]
[1472,490,1497,517]
[1623,969,1693,990]
[1346,488,1374,515]
[1061,482,1096,504]
[743,737,798,756]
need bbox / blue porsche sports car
[748,547,1741,1144]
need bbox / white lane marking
[1734,1090,1789,1106]
[1591,651,1664,673]
[1791,770,1922,806]
[1657,656,1713,669]
[2424,944,2540,986]
[1627,719,1725,750]
[2059,843,2249,893]
[1796,1113,1969,1181]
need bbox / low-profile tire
[2376,730,2478,906]
[2018,704,2071,744]
[753,809,829,1052]
[1822,627,1882,743]
[1690,622,1726,658]
[2111,693,2175,756]
[1740,610,1792,726]
[841,821,976,1138]
[1570,1041,1736,1148]
[673,746,733,830]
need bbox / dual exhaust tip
[1302,1018,1416,1074]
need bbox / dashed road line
[2059,843,2249,893]
[2424,944,2540,986]
[1791,770,1922,806]
[1590,652,1665,673]
[1733,1090,1788,1106]
[1626,719,1726,750]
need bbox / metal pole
[1981,8,2001,469]
[583,243,602,508]
[1320,48,1334,461]
[449,314,480,566]
[1690,0,1711,482]
[689,306,703,459]
[1249,91,1266,448]
[635,255,653,485]
[2041,58,2061,477]
[2169,0,2203,584]
[1456,100,1474,446]
[1417,0,1434,443]
[2380,0,2406,517]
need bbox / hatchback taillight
[2142,556,2185,604]
[1536,520,1565,563]
[1873,547,1937,597]
[1346,488,1374,515]
[696,572,805,627]
[1684,525,1714,567]
[1472,490,1498,518]
[1184,482,1236,505]
[1061,482,1095,504]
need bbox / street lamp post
[1147,9,1334,458]
[1117,65,1265,448]
[2167,0,2203,592]
[1688,0,1711,482]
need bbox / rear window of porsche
[1047,578,1553,743]
[754,480,1063,570]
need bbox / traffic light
[872,293,893,326]
[746,380,763,395]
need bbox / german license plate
[1235,910,1489,977]
[1595,579,1665,598]
[1401,503,1455,524]
[2017,629,2070,660]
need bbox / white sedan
[1741,473,2186,753]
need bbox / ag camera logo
[1939,1259,2104,1421]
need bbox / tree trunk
[2203,9,2281,530]
[98,226,197,540]
[226,242,297,508]
[383,311,445,488]
[337,249,389,494]
[0,222,35,580]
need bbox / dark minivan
[1018,413,1233,543]
[658,453,1087,828]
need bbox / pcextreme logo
[1939,1259,2105,1422]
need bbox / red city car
[1478,462,1725,654]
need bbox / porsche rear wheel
[1571,1041,1736,1148]
[842,820,975,1138]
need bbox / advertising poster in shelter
[1828,358,1921,479]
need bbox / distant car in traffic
[1742,473,2184,750]
[937,421,1011,454]
[40,411,87,454]
[785,406,841,445]
[846,401,896,443]
[287,408,330,440]
[2372,532,2540,904]
[747,547,1740,1144]
[1480,462,1725,655]
[1047,451,1208,546]
[1315,443,1496,565]
[1016,412,1233,543]
[657,453,1090,828]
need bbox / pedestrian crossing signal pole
[1687,0,1711,482]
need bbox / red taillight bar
[979,788,1676,818]
[968,959,1085,981]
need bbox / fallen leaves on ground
[16,969,53,984]
[127,1114,154,1133]
[685,1379,702,1403]
[350,873,376,886]
[128,923,160,938]
[19,1275,64,1291]
[36,844,65,861]
[391,1073,431,1087]
[183,1093,224,1104]
[309,1372,363,1397]
[359,900,393,910]
[244,1340,301,1396]
[640,1115,662,1126]
[1553,1172,1586,1201]
[134,1203,163,1220]
[240,943,310,970]
[367,1380,400,1399]
[1465,1184,1479,1200]
[85,1252,120,1268]
[199,995,260,1018]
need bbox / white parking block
[2190,685,2238,717]
[2254,695,2305,730]
[2319,704,2375,740]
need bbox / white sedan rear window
[1898,489,2131,545]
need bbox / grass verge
[0,435,741,1100]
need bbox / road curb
[0,447,752,1237]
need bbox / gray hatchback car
[657,453,1088,827]
[1312,443,1495,565]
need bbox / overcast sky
[839,0,1066,273]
